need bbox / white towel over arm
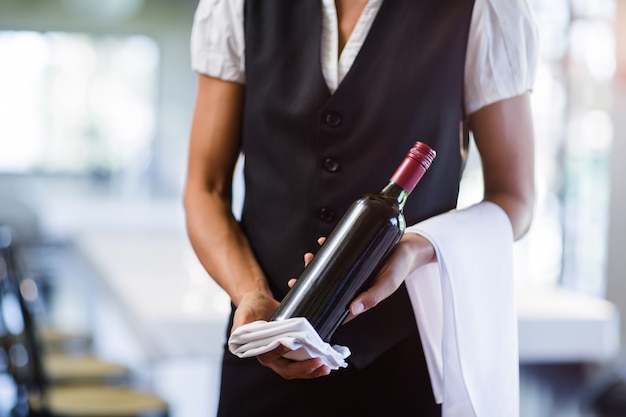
[406,201,519,417]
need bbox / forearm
[470,92,536,240]
[184,190,271,307]
[183,75,271,307]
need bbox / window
[459,0,616,296]
[0,31,159,180]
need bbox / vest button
[318,207,335,223]
[323,158,340,172]
[324,112,342,127]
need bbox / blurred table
[20,178,620,364]
[517,285,620,364]
[75,233,230,360]
[76,232,620,364]
[75,233,230,417]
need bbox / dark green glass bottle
[271,141,436,341]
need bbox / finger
[303,238,326,269]
[257,345,292,364]
[259,356,331,380]
[281,358,330,380]
[288,278,297,288]
[348,276,398,319]
[305,364,331,378]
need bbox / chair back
[0,226,49,410]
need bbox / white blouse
[190,0,539,115]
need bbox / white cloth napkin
[228,317,351,370]
[406,201,519,417]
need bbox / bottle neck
[380,182,410,210]
[387,142,435,207]
[380,141,436,211]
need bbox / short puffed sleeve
[190,0,246,83]
[464,0,539,115]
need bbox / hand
[256,346,331,380]
[232,290,280,332]
[346,232,435,322]
[236,248,331,380]
[235,296,330,380]
[287,237,326,289]
[295,234,435,323]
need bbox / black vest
[241,0,475,367]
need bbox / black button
[324,112,342,127]
[323,158,340,172]
[318,207,335,223]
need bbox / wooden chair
[1,238,169,417]
[0,231,132,386]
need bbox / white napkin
[228,317,351,370]
[406,201,519,417]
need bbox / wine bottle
[270,141,436,342]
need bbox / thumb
[347,273,399,320]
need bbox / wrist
[232,284,273,307]
[402,231,437,266]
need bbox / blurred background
[0,0,625,416]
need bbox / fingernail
[351,302,364,316]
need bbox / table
[76,232,621,363]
